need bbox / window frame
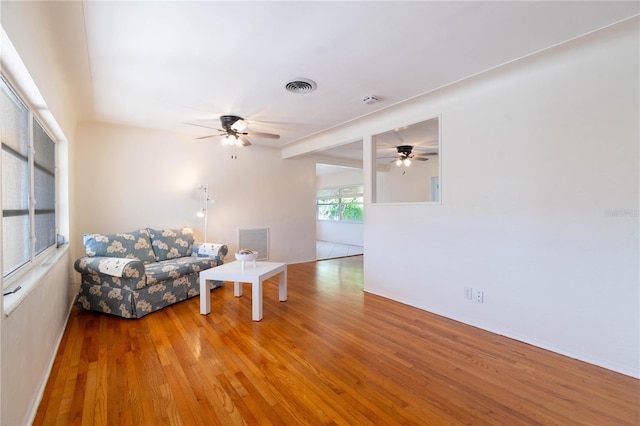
[316,185,364,223]
[1,74,58,288]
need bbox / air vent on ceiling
[285,78,317,94]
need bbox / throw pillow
[83,229,156,264]
[148,226,194,261]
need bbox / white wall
[375,155,440,203]
[73,122,317,280]
[1,250,71,426]
[316,168,364,246]
[288,19,640,377]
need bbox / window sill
[3,244,70,317]
[316,220,364,223]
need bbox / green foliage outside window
[316,186,363,222]
[341,197,364,221]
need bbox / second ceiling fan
[192,115,280,146]
[383,145,437,166]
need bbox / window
[316,185,363,222]
[1,76,56,284]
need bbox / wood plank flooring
[35,256,639,425]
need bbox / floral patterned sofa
[74,226,228,318]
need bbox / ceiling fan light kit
[190,114,280,153]
[221,134,240,146]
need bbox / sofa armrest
[192,242,228,260]
[74,256,146,278]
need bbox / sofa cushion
[148,227,194,261]
[144,256,219,285]
[83,229,156,263]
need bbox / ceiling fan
[381,145,438,166]
[189,115,280,146]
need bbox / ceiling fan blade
[245,131,280,139]
[196,134,220,140]
[413,157,430,161]
[230,119,248,132]
[238,135,252,146]
[186,122,221,130]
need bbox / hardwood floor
[36,256,639,425]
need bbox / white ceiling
[4,1,639,161]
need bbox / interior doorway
[315,158,364,261]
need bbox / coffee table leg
[234,281,242,297]
[200,275,210,315]
[279,269,287,302]
[253,279,263,321]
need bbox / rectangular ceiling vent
[238,227,269,260]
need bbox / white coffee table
[199,261,287,321]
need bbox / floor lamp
[196,184,214,243]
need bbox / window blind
[1,77,30,276]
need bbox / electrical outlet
[464,287,473,300]
[474,289,484,303]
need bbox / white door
[430,176,440,202]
